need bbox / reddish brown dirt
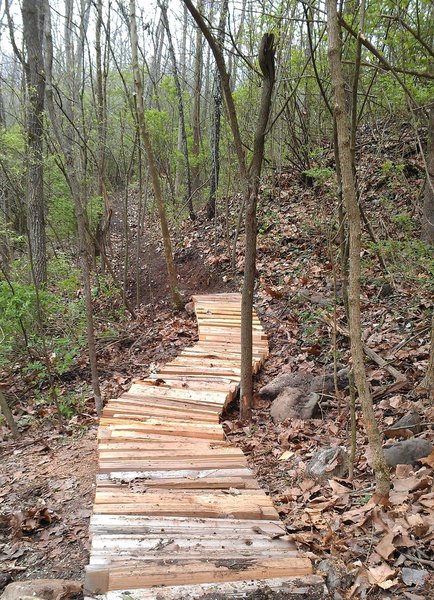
[0,430,96,583]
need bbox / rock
[259,373,311,400]
[0,575,12,594]
[297,288,331,307]
[259,367,349,401]
[384,438,432,467]
[298,392,320,419]
[378,282,394,298]
[310,369,349,394]
[270,387,303,422]
[271,388,320,422]
[184,301,195,316]
[384,411,422,439]
[401,567,429,587]
[307,446,349,481]
[1,580,81,600]
[317,558,354,591]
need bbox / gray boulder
[270,388,320,423]
[384,438,432,467]
[259,368,348,401]
[307,446,349,481]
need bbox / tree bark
[422,105,434,243]
[240,34,275,422]
[420,311,434,402]
[129,0,183,310]
[158,0,194,220]
[206,0,228,220]
[191,0,204,195]
[0,389,19,439]
[174,5,188,201]
[22,0,47,287]
[327,0,390,499]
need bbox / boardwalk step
[84,293,314,597]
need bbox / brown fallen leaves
[7,503,59,539]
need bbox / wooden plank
[93,503,278,520]
[93,490,278,520]
[96,476,258,490]
[89,515,287,537]
[127,382,228,403]
[89,545,299,562]
[98,440,229,451]
[98,418,224,441]
[85,576,325,599]
[102,406,219,424]
[102,556,312,591]
[89,533,295,552]
[143,375,239,391]
[98,459,249,473]
[96,467,256,482]
[98,447,244,460]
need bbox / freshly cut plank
[98,458,250,473]
[102,405,219,423]
[96,476,258,490]
[96,467,257,482]
[85,576,325,599]
[98,418,224,441]
[86,556,313,593]
[89,515,287,536]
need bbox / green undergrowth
[0,254,125,387]
[365,239,434,287]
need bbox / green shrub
[302,167,335,182]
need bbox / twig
[323,315,408,386]
[387,325,430,357]
[401,553,434,569]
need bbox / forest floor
[1,122,433,598]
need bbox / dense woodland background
[0,0,433,597]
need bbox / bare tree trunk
[158,0,194,221]
[420,311,434,401]
[422,105,434,243]
[95,0,111,274]
[191,0,203,194]
[20,0,47,287]
[206,0,228,220]
[240,34,275,422]
[183,0,246,180]
[0,389,19,439]
[174,5,188,201]
[327,0,390,499]
[129,0,183,310]
[228,0,247,91]
[0,79,10,274]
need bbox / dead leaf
[279,450,294,460]
[420,449,434,468]
[366,563,397,588]
[375,531,396,560]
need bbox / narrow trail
[84,293,323,598]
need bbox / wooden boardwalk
[84,294,322,598]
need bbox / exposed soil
[0,430,96,582]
